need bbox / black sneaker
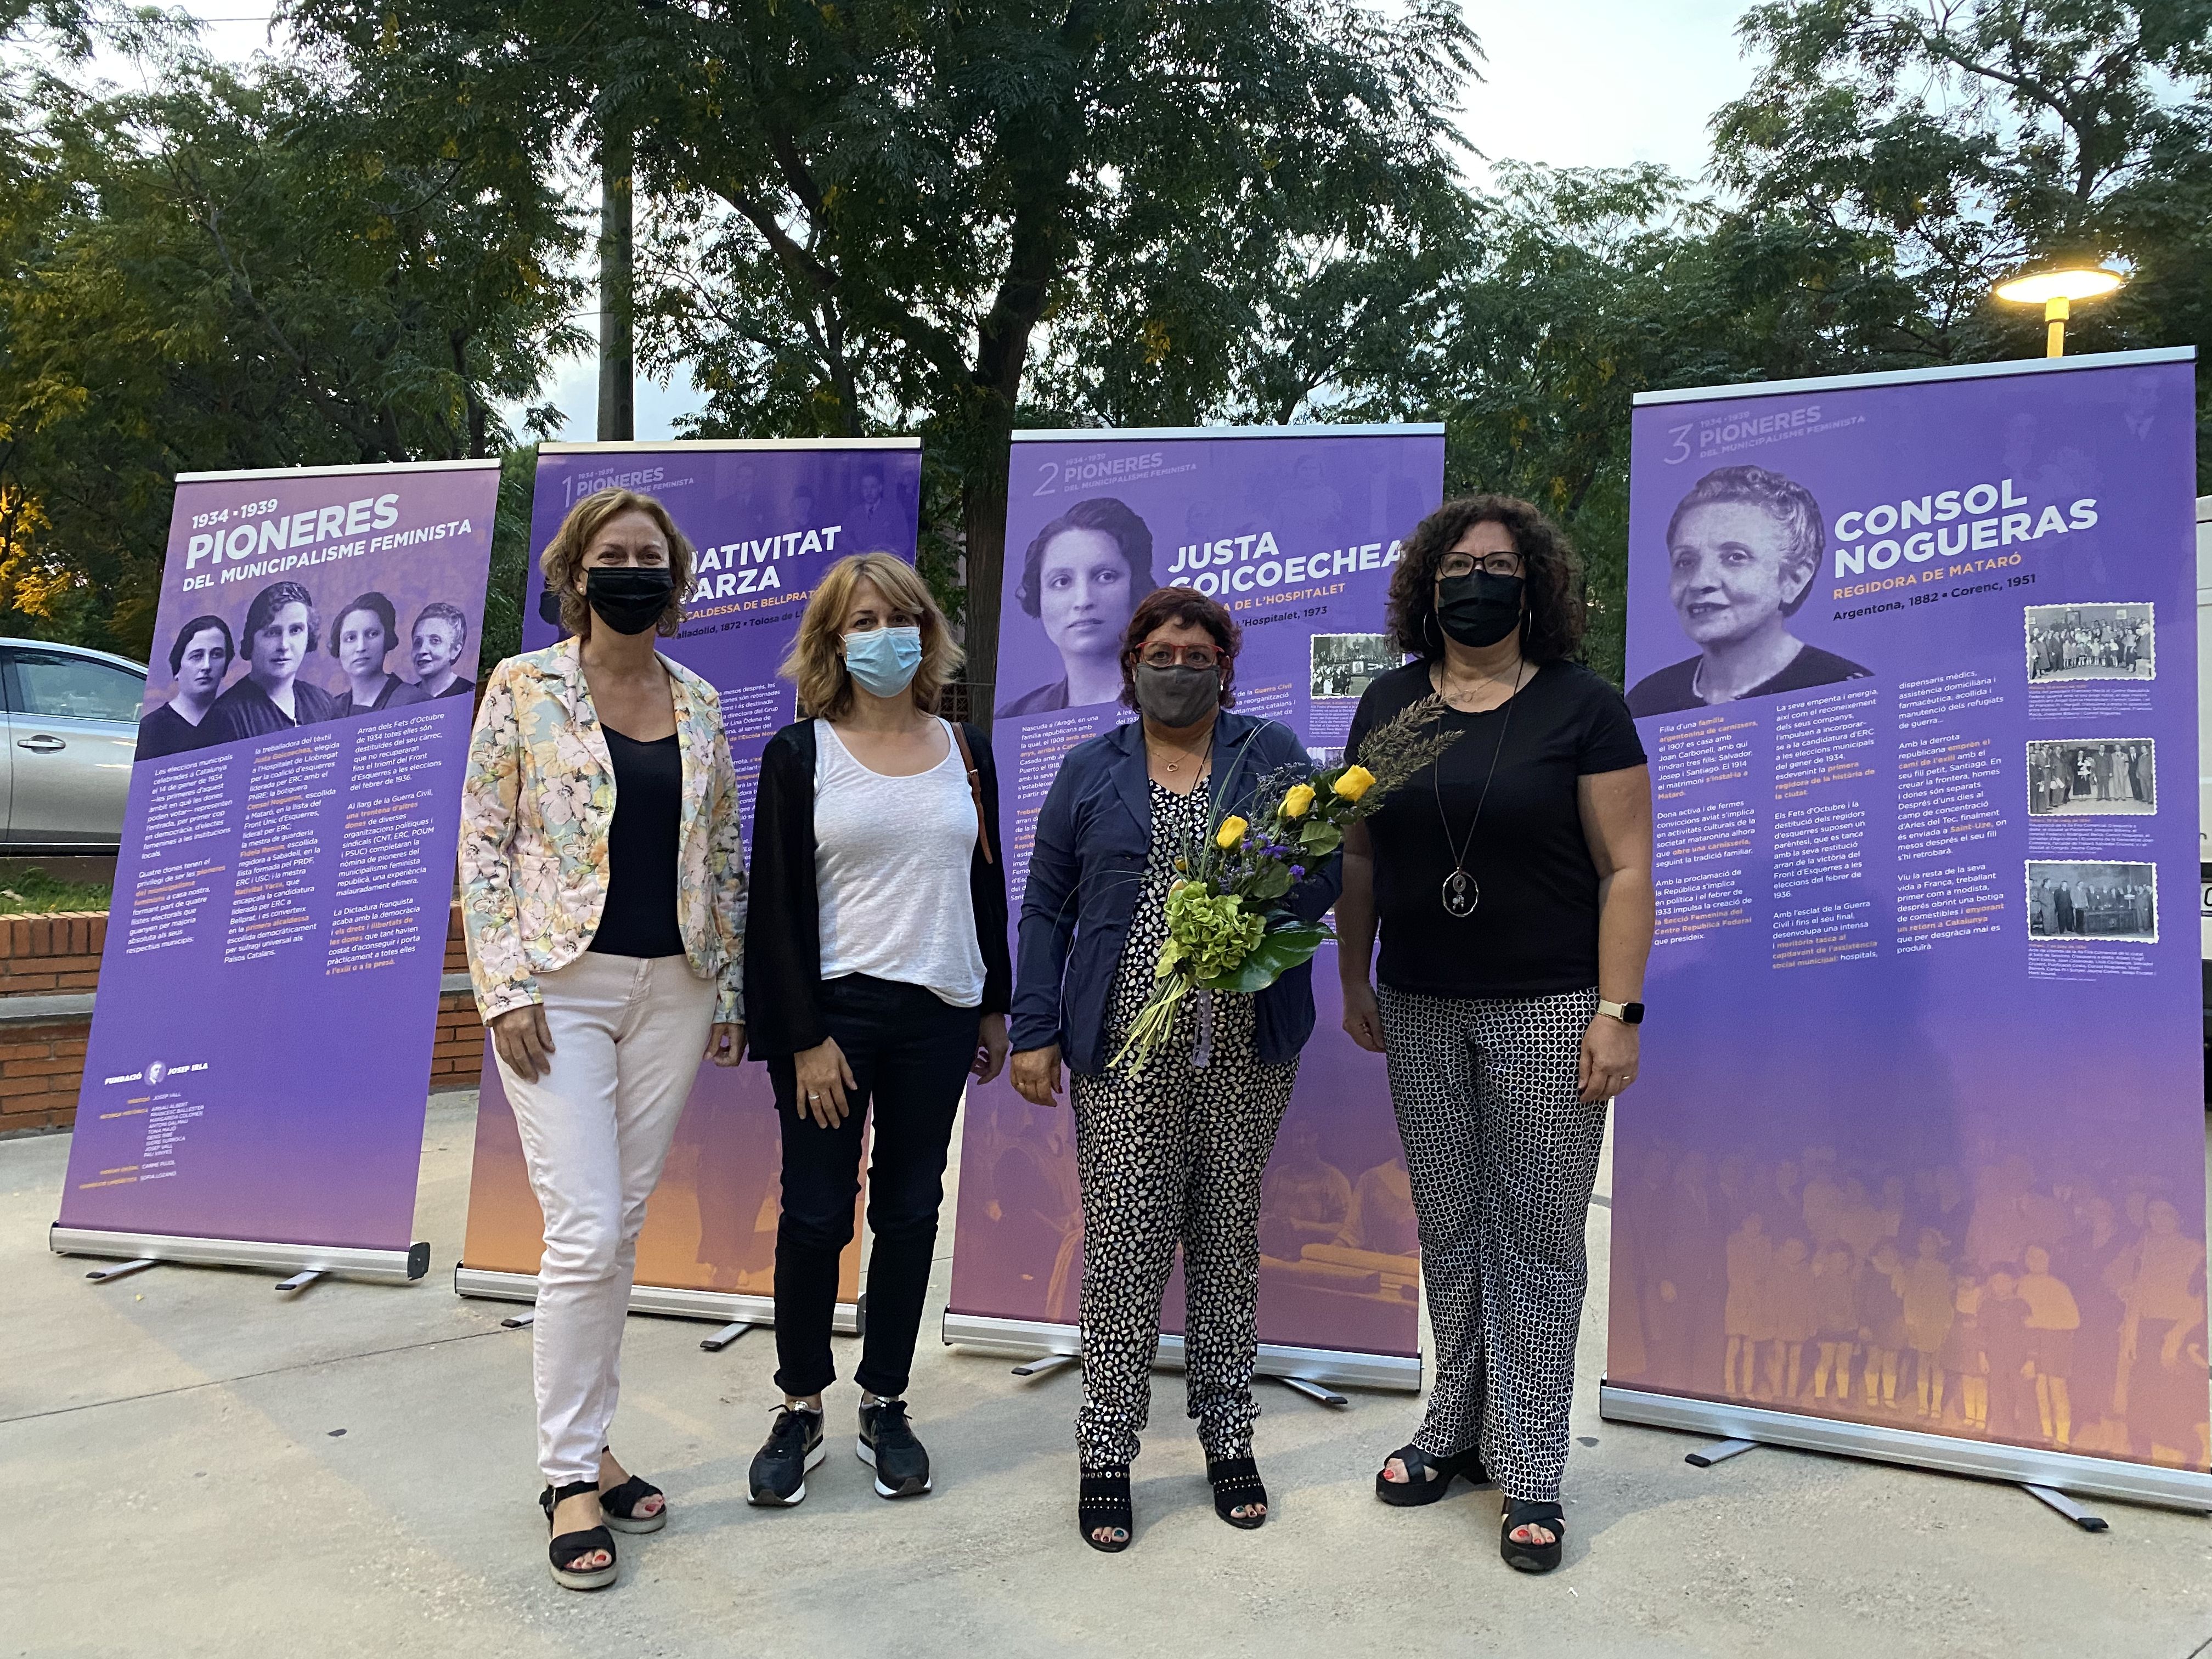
[856,1398,932,1498]
[748,1406,825,1507]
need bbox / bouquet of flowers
[1112,696,1464,1070]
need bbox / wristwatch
[1596,999,1645,1025]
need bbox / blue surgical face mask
[843,625,923,697]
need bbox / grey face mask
[1133,662,1221,727]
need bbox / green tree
[0,27,585,657]
[602,0,1472,699]
[1714,0,2212,439]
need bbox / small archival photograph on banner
[2024,601,2155,681]
[1309,632,1400,702]
[2027,861,2158,943]
[2026,739,2154,816]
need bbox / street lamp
[1994,268,2124,358]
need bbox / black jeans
[767,974,979,1399]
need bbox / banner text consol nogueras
[1830,478,2097,579]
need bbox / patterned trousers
[1069,1039,1299,1471]
[1379,984,1606,1503]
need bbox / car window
[8,651,146,721]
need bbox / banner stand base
[455,1265,860,1337]
[53,1226,429,1285]
[944,1311,1421,1394]
[2021,1484,2109,1532]
[1601,1380,2212,1516]
[1680,1430,2111,1530]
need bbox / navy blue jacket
[1012,710,1344,1075]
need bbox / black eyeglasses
[1438,552,1523,580]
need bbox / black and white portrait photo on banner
[2027,860,2157,941]
[2026,740,2154,816]
[2024,601,2154,682]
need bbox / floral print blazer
[459,637,747,1025]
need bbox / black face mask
[1436,571,1525,648]
[585,566,674,635]
[1133,662,1222,727]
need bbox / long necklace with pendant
[1435,659,1525,918]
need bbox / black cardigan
[742,718,1013,1057]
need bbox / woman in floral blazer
[459,486,746,1592]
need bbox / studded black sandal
[1206,1455,1269,1530]
[1374,1441,1488,1507]
[1500,1498,1565,1573]
[539,1481,618,1591]
[1077,1469,1134,1553]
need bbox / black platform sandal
[597,1446,665,1534]
[1500,1498,1565,1574]
[1077,1470,1133,1553]
[539,1481,618,1591]
[1374,1442,1488,1507]
[598,1473,667,1533]
[1206,1456,1268,1530]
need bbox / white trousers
[496,951,715,1486]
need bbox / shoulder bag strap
[950,720,995,865]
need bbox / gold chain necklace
[1150,724,1214,775]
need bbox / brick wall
[0,1020,89,1136]
[0,902,482,1136]
[0,913,107,994]
[433,990,487,1088]
[437,903,487,1090]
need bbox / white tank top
[812,718,986,1008]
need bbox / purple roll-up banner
[52,460,501,1278]
[1604,348,2212,1508]
[944,424,1442,1388]
[454,441,918,1316]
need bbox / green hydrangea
[1163,882,1265,982]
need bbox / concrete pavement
[4,1095,2209,1658]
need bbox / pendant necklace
[1435,658,1526,918]
[1152,720,1213,777]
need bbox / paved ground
[5,1095,2210,1659]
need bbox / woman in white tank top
[740,552,1011,1509]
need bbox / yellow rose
[1280,783,1316,820]
[1333,764,1376,804]
[1215,815,1250,850]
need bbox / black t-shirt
[1347,659,1646,1000]
[589,727,685,960]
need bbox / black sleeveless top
[588,727,685,959]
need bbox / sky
[130,0,1764,441]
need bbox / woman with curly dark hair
[1338,494,1653,1574]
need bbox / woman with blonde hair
[460,486,747,1590]
[742,551,1011,1508]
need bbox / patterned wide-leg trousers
[1378,984,1606,1504]
[1069,1041,1299,1472]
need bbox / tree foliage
[7,0,2209,690]
[1714,0,2212,379]
[0,19,584,657]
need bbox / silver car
[1,637,145,850]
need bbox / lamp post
[1994,268,2124,357]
